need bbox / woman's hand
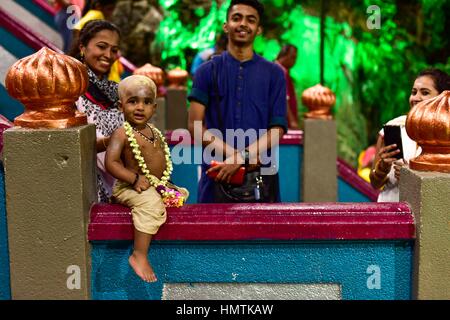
[377,143,401,174]
[370,134,402,190]
[393,159,406,181]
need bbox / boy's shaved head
[118,75,157,102]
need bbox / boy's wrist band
[132,173,139,187]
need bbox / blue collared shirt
[188,51,287,202]
[189,51,287,135]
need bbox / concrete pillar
[400,168,450,299]
[302,119,337,202]
[165,88,188,130]
[3,125,96,299]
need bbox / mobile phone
[383,125,403,160]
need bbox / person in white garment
[370,68,450,202]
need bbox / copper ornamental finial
[133,63,165,96]
[405,90,450,172]
[5,47,88,129]
[301,84,335,120]
[166,67,188,89]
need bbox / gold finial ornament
[5,47,88,129]
[301,84,336,120]
[406,90,450,172]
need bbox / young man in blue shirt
[188,0,287,203]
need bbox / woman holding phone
[370,68,450,202]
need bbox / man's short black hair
[226,0,265,21]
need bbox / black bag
[213,170,279,203]
[210,56,279,203]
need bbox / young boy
[105,75,187,282]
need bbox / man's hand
[206,163,243,184]
[206,151,244,184]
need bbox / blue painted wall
[91,240,413,300]
[338,178,371,202]
[278,145,302,202]
[170,144,369,203]
[169,145,302,203]
[169,145,201,204]
[0,164,11,300]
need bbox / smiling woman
[70,20,124,202]
[370,68,450,202]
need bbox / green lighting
[156,0,230,70]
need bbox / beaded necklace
[132,124,156,147]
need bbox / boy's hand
[133,174,150,193]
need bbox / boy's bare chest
[124,135,165,159]
[139,139,165,159]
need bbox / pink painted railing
[337,158,379,201]
[0,8,61,53]
[88,202,415,241]
[33,0,57,15]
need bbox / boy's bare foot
[129,253,157,283]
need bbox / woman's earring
[80,52,85,62]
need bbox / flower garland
[123,121,185,207]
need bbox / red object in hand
[207,160,246,185]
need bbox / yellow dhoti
[112,181,167,235]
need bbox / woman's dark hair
[226,0,265,23]
[68,20,121,60]
[417,68,450,93]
